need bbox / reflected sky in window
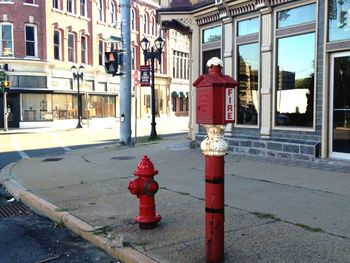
[328,0,350,42]
[203,26,221,44]
[277,33,315,80]
[278,3,316,28]
[276,33,315,127]
[237,17,259,36]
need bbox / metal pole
[201,125,227,263]
[3,91,8,132]
[76,77,82,128]
[134,87,137,141]
[150,48,157,139]
[119,0,132,145]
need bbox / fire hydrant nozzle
[128,156,161,229]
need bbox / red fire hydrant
[128,155,161,229]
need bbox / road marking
[12,135,29,159]
[50,133,72,151]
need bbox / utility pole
[119,0,132,145]
[3,89,7,132]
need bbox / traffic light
[104,50,123,76]
[0,80,10,91]
[338,11,347,28]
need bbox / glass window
[0,24,13,57]
[81,36,87,64]
[328,0,350,42]
[110,1,116,25]
[277,3,316,28]
[98,40,103,65]
[237,17,259,36]
[276,33,315,127]
[89,95,116,118]
[152,16,156,35]
[237,43,259,125]
[144,14,149,34]
[22,94,53,121]
[202,49,221,74]
[25,25,36,57]
[80,0,86,16]
[67,0,74,13]
[131,9,136,30]
[68,33,75,62]
[25,0,36,4]
[203,25,221,44]
[98,0,103,21]
[131,46,136,70]
[54,30,60,60]
[53,94,77,120]
[52,0,59,9]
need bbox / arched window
[131,9,136,31]
[144,13,149,34]
[98,0,103,22]
[110,1,116,25]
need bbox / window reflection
[277,3,316,28]
[1,24,13,57]
[328,0,350,42]
[202,26,221,44]
[237,17,259,36]
[237,43,259,125]
[276,33,315,127]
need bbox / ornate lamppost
[71,65,85,128]
[140,36,164,140]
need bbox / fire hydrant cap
[134,155,158,177]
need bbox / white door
[329,52,350,159]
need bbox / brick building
[0,0,189,129]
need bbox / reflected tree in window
[237,43,259,125]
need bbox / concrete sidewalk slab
[1,134,350,262]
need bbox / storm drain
[111,156,136,161]
[0,203,33,217]
[42,157,63,162]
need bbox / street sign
[140,65,150,87]
[132,70,139,87]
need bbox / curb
[0,163,158,263]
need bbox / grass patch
[252,212,278,220]
[296,223,323,233]
[92,225,113,235]
[136,135,162,144]
[52,221,65,228]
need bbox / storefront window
[22,94,53,121]
[53,94,77,120]
[89,95,116,118]
[237,43,259,125]
[202,25,221,44]
[328,0,350,42]
[276,33,315,127]
[237,17,259,36]
[277,3,316,28]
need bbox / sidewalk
[1,134,350,262]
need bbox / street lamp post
[140,36,164,140]
[71,65,85,128]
